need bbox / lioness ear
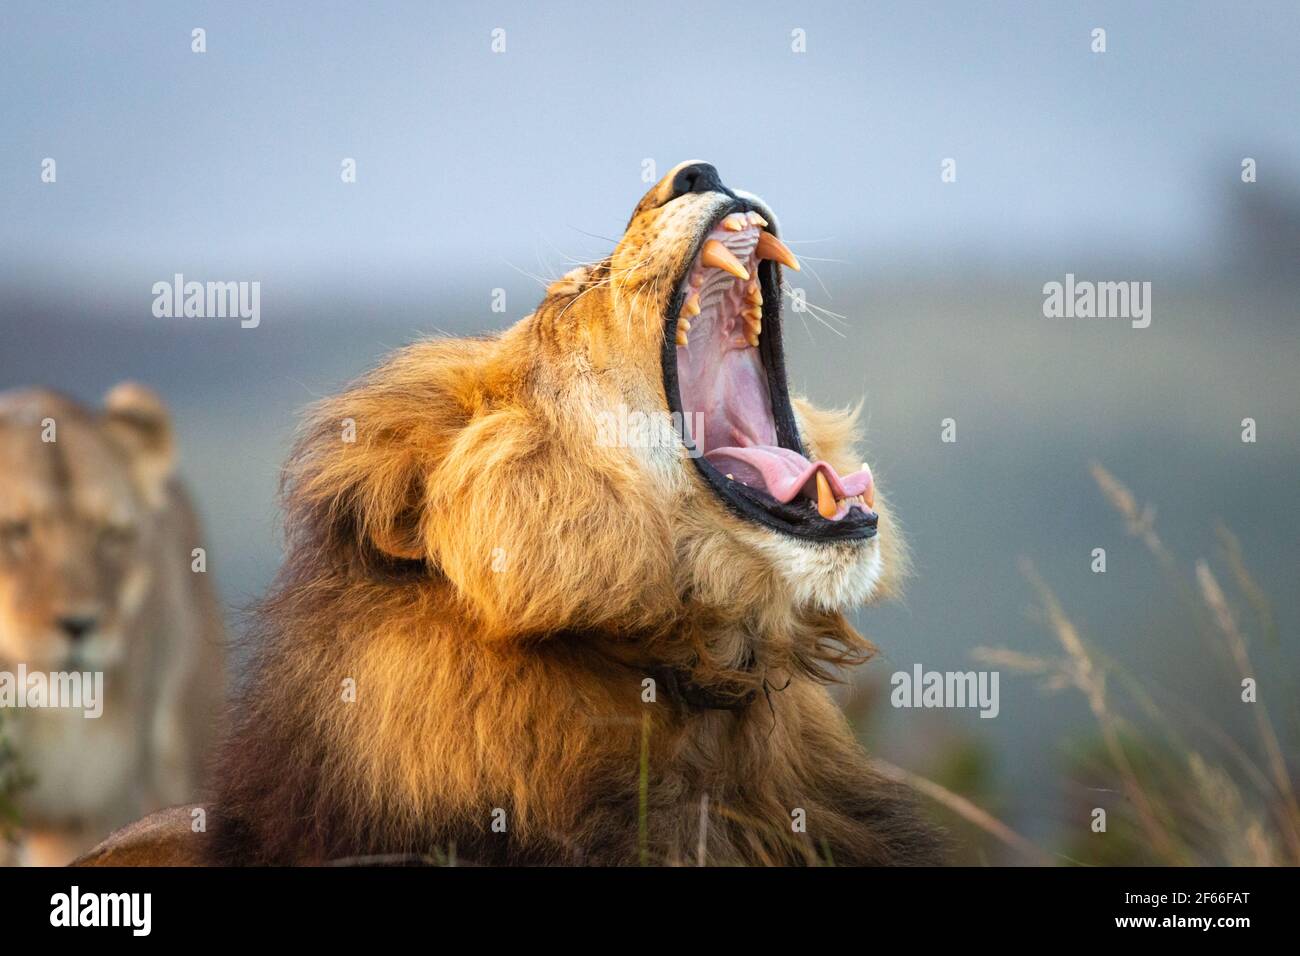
[103,381,176,508]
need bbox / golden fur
[0,385,224,865]
[208,164,939,865]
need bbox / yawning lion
[91,162,941,866]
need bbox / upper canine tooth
[701,239,750,281]
[722,212,747,231]
[755,231,800,271]
[683,291,701,317]
[815,471,837,519]
[746,211,768,227]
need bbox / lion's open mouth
[663,204,878,541]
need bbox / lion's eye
[99,524,137,549]
[0,519,31,542]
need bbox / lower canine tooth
[860,462,875,507]
[815,472,837,519]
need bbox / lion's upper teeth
[701,239,750,281]
[755,231,799,271]
[676,226,766,353]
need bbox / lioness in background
[0,384,224,865]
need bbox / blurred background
[2,0,1297,863]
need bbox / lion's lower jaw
[750,532,884,613]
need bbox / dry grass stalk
[1195,561,1300,858]
[1018,559,1186,863]
[1186,753,1277,866]
[1215,521,1277,646]
[1089,461,1172,567]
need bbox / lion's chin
[747,530,885,613]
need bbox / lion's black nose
[57,615,98,642]
[669,163,730,201]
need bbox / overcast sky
[2,0,1298,296]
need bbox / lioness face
[600,162,890,611]
[0,388,168,670]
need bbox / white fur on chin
[748,528,883,612]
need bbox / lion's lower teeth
[816,471,837,519]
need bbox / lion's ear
[370,531,425,561]
[292,414,437,566]
[366,485,427,561]
[103,381,176,508]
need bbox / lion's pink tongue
[704,446,874,520]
